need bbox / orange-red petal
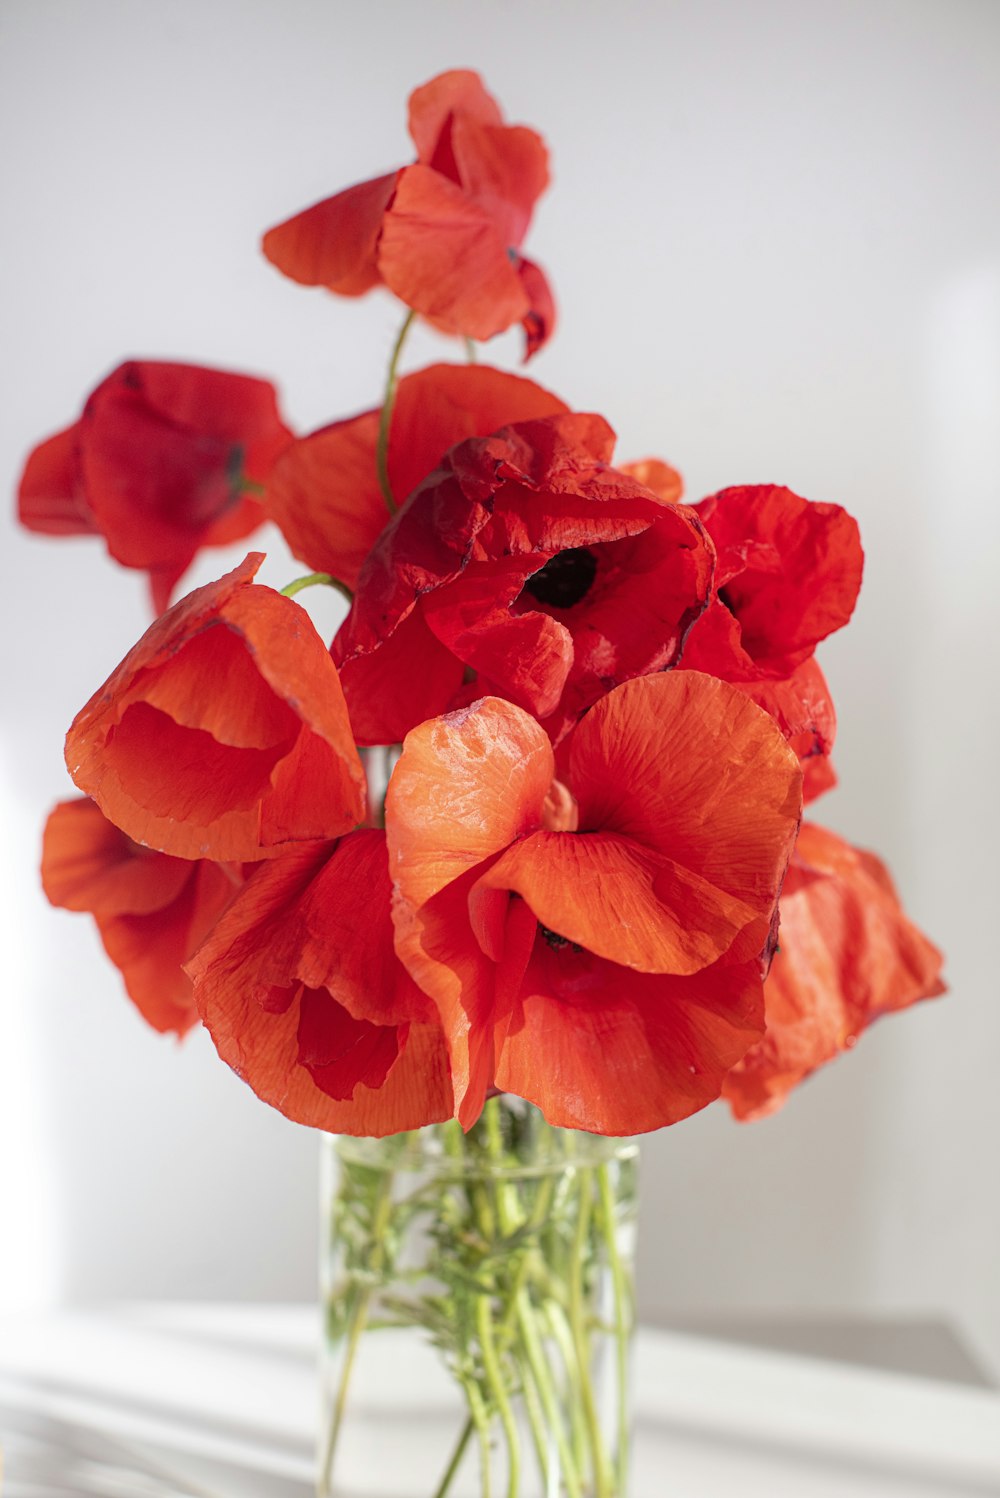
[567,672,803,954]
[66,555,365,860]
[378,165,531,341]
[189,834,451,1134]
[17,422,93,535]
[387,696,555,910]
[408,70,503,166]
[723,823,946,1120]
[41,797,241,1037]
[497,945,765,1134]
[261,173,398,295]
[267,364,567,589]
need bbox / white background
[1,0,997,1379]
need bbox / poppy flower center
[539,924,583,954]
[717,584,739,617]
[523,547,598,610]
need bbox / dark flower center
[539,923,583,954]
[523,547,598,610]
[717,584,738,617]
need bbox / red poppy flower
[334,413,714,746]
[722,823,946,1121]
[679,484,864,795]
[268,363,568,590]
[385,672,802,1134]
[262,70,554,358]
[65,554,366,862]
[187,832,452,1135]
[41,797,243,1037]
[18,361,292,614]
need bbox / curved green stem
[477,1296,519,1498]
[280,571,353,604]
[320,1170,395,1493]
[599,1162,633,1496]
[569,1168,613,1497]
[431,1417,475,1498]
[375,308,416,514]
[516,1286,583,1498]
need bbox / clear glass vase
[318,1095,639,1498]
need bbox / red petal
[98,860,239,1037]
[17,422,94,535]
[476,830,761,976]
[337,605,466,747]
[189,836,451,1134]
[66,556,365,860]
[497,943,765,1134]
[261,173,397,295]
[516,256,557,361]
[697,485,864,669]
[386,695,554,910]
[620,458,684,504]
[42,797,191,916]
[450,117,549,247]
[378,165,530,340]
[408,70,503,166]
[268,364,566,589]
[723,823,945,1119]
[567,673,801,962]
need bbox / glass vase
[318,1095,639,1498]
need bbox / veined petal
[189,836,452,1134]
[497,943,765,1134]
[261,173,397,295]
[476,830,761,975]
[378,165,530,340]
[723,823,945,1120]
[568,672,802,923]
[386,695,554,908]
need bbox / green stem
[375,308,416,514]
[477,1296,520,1498]
[464,336,477,364]
[515,1286,583,1498]
[465,1376,494,1498]
[320,1169,395,1493]
[431,1417,475,1498]
[569,1168,613,1497]
[280,571,353,603]
[598,1162,632,1497]
[544,1298,588,1476]
[516,1347,551,1490]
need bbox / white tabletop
[1,1304,998,1497]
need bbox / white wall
[2,0,997,1375]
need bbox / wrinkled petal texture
[723,823,946,1120]
[18,361,292,613]
[680,484,862,787]
[387,677,801,1132]
[261,70,553,355]
[335,414,713,745]
[267,364,567,589]
[690,485,864,673]
[41,797,241,1036]
[188,832,452,1134]
[379,166,533,341]
[65,555,366,861]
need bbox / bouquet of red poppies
[20,68,946,1498]
[24,70,942,1137]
